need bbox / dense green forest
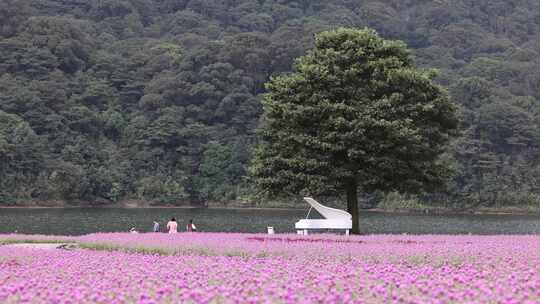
[1,0,539,209]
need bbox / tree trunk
[346,178,360,234]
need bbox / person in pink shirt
[166,218,178,234]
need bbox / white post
[345,230,349,236]
[303,229,308,235]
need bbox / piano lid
[303,197,352,220]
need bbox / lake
[1,208,540,235]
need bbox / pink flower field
[1,233,539,303]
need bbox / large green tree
[251,28,459,233]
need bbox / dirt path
[5,243,77,250]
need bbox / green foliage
[0,0,32,38]
[195,141,249,202]
[377,192,428,212]
[0,110,44,202]
[251,28,458,232]
[253,28,458,194]
[0,0,539,209]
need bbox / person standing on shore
[166,218,178,234]
[153,221,160,232]
[186,219,197,232]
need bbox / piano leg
[345,230,349,236]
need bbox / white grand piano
[295,197,352,235]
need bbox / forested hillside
[1,0,539,208]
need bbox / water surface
[1,208,539,235]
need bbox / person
[153,221,160,232]
[166,218,178,234]
[186,219,197,232]
[130,227,138,234]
